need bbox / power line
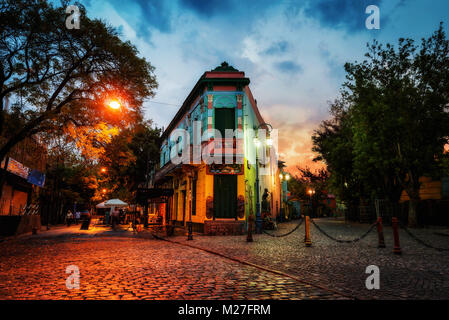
[147,101,180,107]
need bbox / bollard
[305,216,312,247]
[376,217,386,248]
[187,221,193,240]
[247,214,254,242]
[392,217,402,254]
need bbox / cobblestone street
[165,218,449,300]
[1,218,448,300]
[0,225,344,300]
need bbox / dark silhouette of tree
[1,0,157,194]
[313,24,449,226]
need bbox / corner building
[153,62,279,235]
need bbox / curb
[152,234,355,300]
[0,225,71,243]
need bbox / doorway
[213,175,237,219]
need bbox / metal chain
[399,222,449,252]
[310,218,378,243]
[262,218,304,237]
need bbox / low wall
[0,215,41,236]
[0,216,22,236]
[204,220,245,235]
[15,215,41,235]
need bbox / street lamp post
[253,123,272,234]
[186,170,195,240]
[279,173,290,222]
[307,189,315,217]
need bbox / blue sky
[79,0,449,171]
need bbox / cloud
[274,60,303,74]
[304,0,383,32]
[263,41,290,55]
[179,0,233,17]
[89,0,173,38]
[80,0,449,175]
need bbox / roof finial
[212,61,238,72]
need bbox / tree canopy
[312,24,449,226]
[0,0,157,161]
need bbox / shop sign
[27,169,46,187]
[6,157,30,179]
[207,163,243,175]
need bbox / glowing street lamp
[253,137,261,148]
[253,123,273,234]
[307,188,315,217]
[279,172,290,222]
[108,100,121,110]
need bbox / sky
[78,0,449,174]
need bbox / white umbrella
[103,199,128,208]
[96,201,107,208]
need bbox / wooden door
[213,174,237,219]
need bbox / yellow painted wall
[237,174,245,220]
[400,176,442,201]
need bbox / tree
[344,24,449,226]
[0,0,157,192]
[313,24,449,226]
[99,121,161,202]
[41,142,99,224]
[289,167,331,216]
[312,99,372,205]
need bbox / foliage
[312,24,449,226]
[98,121,161,202]
[0,0,157,162]
[289,167,330,207]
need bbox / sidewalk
[0,224,70,242]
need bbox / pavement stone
[0,226,343,300]
[162,218,449,300]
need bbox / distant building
[0,101,47,217]
[151,62,280,235]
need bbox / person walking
[66,210,73,227]
[75,211,80,224]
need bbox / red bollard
[376,217,386,248]
[305,216,312,247]
[392,217,402,254]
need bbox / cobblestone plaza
[1,218,448,300]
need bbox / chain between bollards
[262,218,303,237]
[309,218,377,243]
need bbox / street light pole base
[187,221,193,240]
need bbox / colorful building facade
[153,62,280,235]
